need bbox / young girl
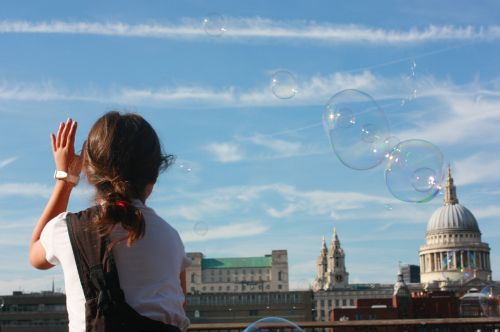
[29,112,191,332]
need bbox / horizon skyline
[1,0,499,294]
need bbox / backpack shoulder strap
[66,206,124,309]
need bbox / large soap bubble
[203,13,226,36]
[271,71,298,99]
[479,286,500,317]
[385,139,444,203]
[244,317,304,332]
[323,89,390,170]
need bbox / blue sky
[1,0,500,294]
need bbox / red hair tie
[116,200,128,213]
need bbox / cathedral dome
[427,203,479,233]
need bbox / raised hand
[50,118,82,177]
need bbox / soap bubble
[203,13,226,36]
[384,204,393,211]
[193,221,208,236]
[324,89,390,170]
[271,71,298,99]
[479,286,500,317]
[244,317,304,332]
[385,139,444,203]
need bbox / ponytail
[83,111,174,247]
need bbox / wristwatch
[54,170,80,186]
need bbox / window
[328,299,332,308]
[342,299,346,306]
[226,286,230,291]
[278,271,283,281]
[191,273,196,283]
[278,284,282,290]
[349,299,354,306]
[335,299,339,306]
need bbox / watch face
[54,170,68,179]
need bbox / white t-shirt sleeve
[40,211,69,266]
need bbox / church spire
[443,165,459,206]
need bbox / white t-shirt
[40,200,191,332]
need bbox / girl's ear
[143,183,155,201]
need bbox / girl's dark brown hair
[83,111,174,246]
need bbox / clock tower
[313,228,349,290]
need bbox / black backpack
[66,207,182,332]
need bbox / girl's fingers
[68,121,78,148]
[61,118,72,148]
[50,133,56,153]
[56,122,65,148]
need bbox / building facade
[186,291,312,324]
[186,250,289,294]
[419,167,492,287]
[313,229,349,291]
[0,291,68,332]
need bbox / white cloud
[454,153,500,186]
[0,183,52,198]
[246,135,302,156]
[181,221,269,243]
[1,19,499,44]
[205,143,245,163]
[0,157,18,169]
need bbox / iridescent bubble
[203,13,226,36]
[271,70,298,99]
[384,204,393,211]
[244,317,304,332]
[385,139,444,203]
[325,89,390,170]
[411,167,437,192]
[193,221,208,236]
[479,286,500,317]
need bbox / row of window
[191,284,285,293]
[0,319,68,326]
[201,275,271,283]
[187,292,302,306]
[0,303,66,312]
[207,268,271,275]
[316,298,355,308]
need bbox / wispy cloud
[180,221,269,243]
[205,142,245,163]
[0,157,18,169]
[160,183,392,222]
[455,153,500,186]
[1,19,499,44]
[0,183,52,198]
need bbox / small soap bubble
[381,136,400,159]
[384,204,393,211]
[178,162,193,174]
[271,70,298,99]
[244,317,304,332]
[193,221,208,236]
[324,89,390,170]
[479,286,500,317]
[203,13,226,36]
[385,139,444,203]
[411,167,437,192]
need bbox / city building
[185,291,312,324]
[0,290,68,332]
[185,250,289,294]
[419,167,492,290]
[312,229,349,291]
[330,271,461,326]
[399,264,420,284]
[311,228,394,321]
